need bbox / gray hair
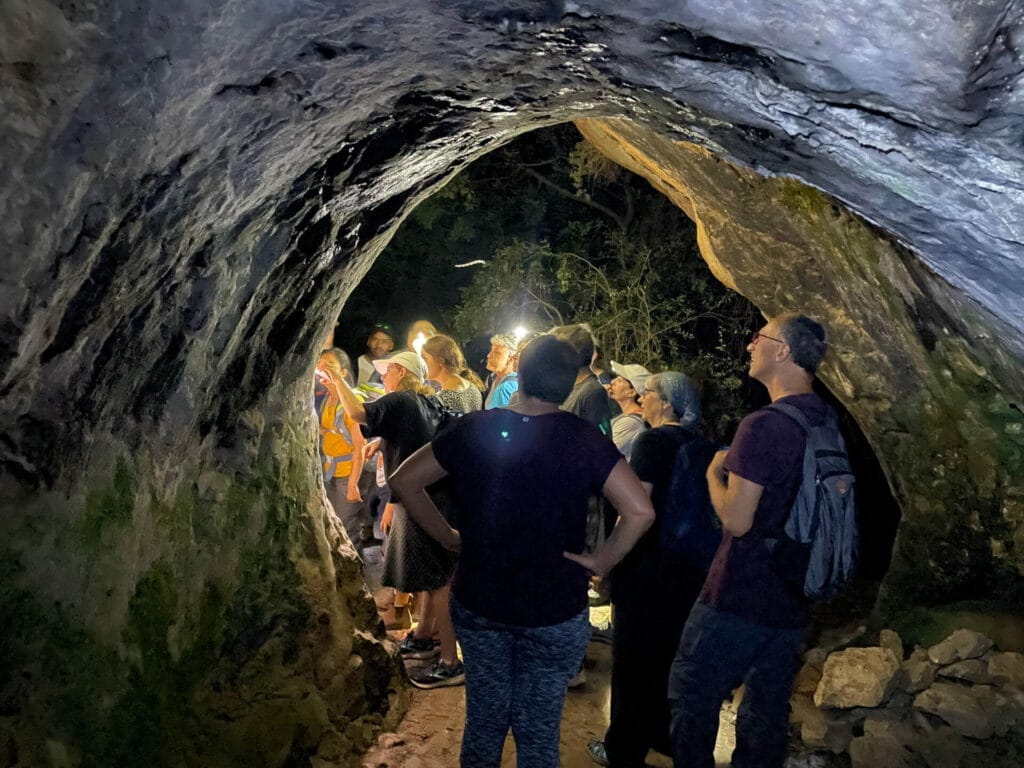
[651,371,701,429]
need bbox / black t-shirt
[432,409,622,627]
[561,374,614,437]
[612,425,706,606]
[362,390,438,494]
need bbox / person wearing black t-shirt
[588,371,711,768]
[390,335,655,768]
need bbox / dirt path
[362,605,736,767]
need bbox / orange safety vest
[319,398,357,480]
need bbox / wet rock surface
[1,1,1024,765]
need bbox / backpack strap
[761,402,810,555]
[764,401,811,432]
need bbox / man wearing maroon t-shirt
[668,313,829,768]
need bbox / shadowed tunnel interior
[2,2,1023,766]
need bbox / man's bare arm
[706,450,762,536]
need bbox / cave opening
[326,121,901,629]
[313,119,911,768]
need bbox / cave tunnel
[2,2,1024,766]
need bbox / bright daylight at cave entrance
[1,3,1023,768]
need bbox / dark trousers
[604,557,702,767]
[667,602,804,768]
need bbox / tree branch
[520,167,628,231]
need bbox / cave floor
[361,601,738,768]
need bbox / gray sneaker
[410,658,466,689]
[399,632,440,659]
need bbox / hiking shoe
[586,739,610,767]
[399,632,440,659]
[409,658,465,689]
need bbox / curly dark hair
[778,314,827,374]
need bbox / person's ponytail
[460,367,486,392]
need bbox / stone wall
[792,628,1024,767]
[575,118,1024,615]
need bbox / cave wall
[575,118,1024,614]
[1,1,1023,765]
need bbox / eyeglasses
[751,330,786,345]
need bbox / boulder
[800,708,854,754]
[862,713,915,743]
[879,629,904,661]
[901,647,939,693]
[988,652,1024,690]
[848,734,916,768]
[790,693,820,727]
[794,659,825,696]
[937,658,992,685]
[912,724,966,768]
[913,682,1001,739]
[815,647,901,709]
[927,629,994,665]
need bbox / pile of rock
[790,628,1024,767]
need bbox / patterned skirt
[382,502,457,593]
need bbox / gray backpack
[765,402,858,600]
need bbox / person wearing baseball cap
[333,344,464,687]
[372,349,428,384]
[607,361,652,462]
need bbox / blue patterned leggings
[451,599,590,768]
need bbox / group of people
[315,312,834,768]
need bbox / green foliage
[342,123,759,437]
[451,241,570,337]
[447,127,756,437]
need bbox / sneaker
[398,632,440,659]
[568,668,587,688]
[410,658,465,689]
[586,739,610,767]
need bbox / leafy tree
[340,123,759,438]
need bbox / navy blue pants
[451,599,590,768]
[667,602,804,768]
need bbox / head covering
[610,361,652,395]
[653,371,701,429]
[373,349,426,379]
